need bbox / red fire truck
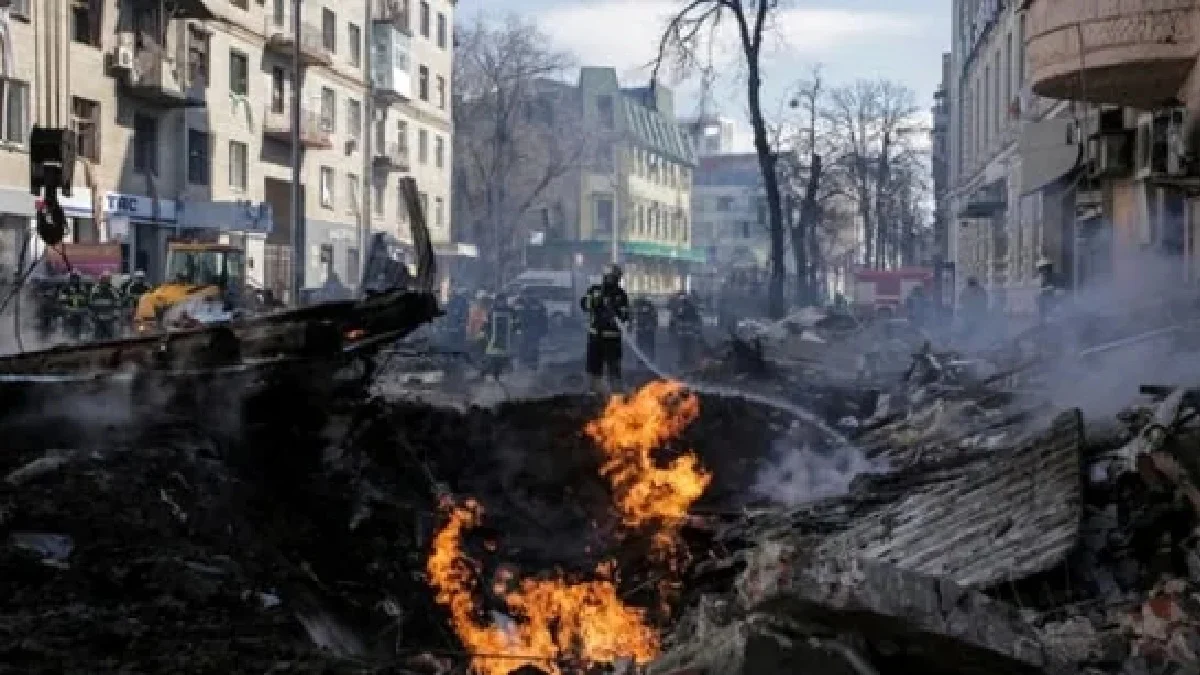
[850,267,935,315]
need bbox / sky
[454,0,951,150]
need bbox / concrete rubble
[3,304,1200,674]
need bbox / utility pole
[290,0,304,303]
[360,0,374,289]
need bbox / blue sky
[455,0,951,148]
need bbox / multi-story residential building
[689,152,769,301]
[0,0,453,302]
[528,67,702,296]
[948,0,1076,315]
[1024,0,1200,292]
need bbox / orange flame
[426,382,709,674]
[584,380,711,556]
[426,500,659,675]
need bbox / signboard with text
[45,243,123,276]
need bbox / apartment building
[948,0,1076,315]
[528,67,701,296]
[0,0,454,302]
[1024,0,1200,292]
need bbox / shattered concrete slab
[822,410,1084,588]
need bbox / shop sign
[104,193,177,222]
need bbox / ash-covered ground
[0,374,801,675]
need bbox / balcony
[263,108,333,149]
[1025,0,1200,109]
[263,18,333,67]
[371,21,413,102]
[113,41,205,108]
[373,142,410,172]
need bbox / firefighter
[480,293,516,380]
[121,270,151,332]
[57,271,88,342]
[443,287,470,351]
[580,264,630,393]
[89,271,122,342]
[32,277,60,343]
[513,290,548,370]
[669,293,704,370]
[631,295,658,361]
[958,276,989,341]
[1036,258,1059,323]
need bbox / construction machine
[134,241,248,333]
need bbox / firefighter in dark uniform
[631,296,658,361]
[57,271,88,342]
[33,277,60,343]
[513,290,548,370]
[444,287,470,351]
[121,270,151,334]
[89,271,122,342]
[669,293,704,370]
[480,293,516,380]
[581,264,630,393]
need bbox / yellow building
[530,67,703,296]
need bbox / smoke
[1006,242,1200,420]
[750,436,884,506]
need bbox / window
[71,97,98,160]
[437,75,445,109]
[230,0,247,7]
[133,115,158,175]
[437,13,447,48]
[374,180,386,216]
[71,0,99,46]
[9,0,29,19]
[418,65,429,101]
[187,129,210,185]
[188,26,210,88]
[716,196,734,211]
[348,23,362,67]
[419,192,429,219]
[346,248,360,283]
[320,87,336,132]
[435,135,443,168]
[420,1,430,37]
[594,197,614,235]
[597,95,614,129]
[271,0,285,27]
[229,141,248,190]
[347,98,362,139]
[320,166,334,208]
[397,120,408,151]
[346,173,360,212]
[2,80,27,144]
[396,184,406,219]
[400,0,411,33]
[271,67,286,113]
[229,50,249,96]
[434,197,444,227]
[418,129,428,164]
[322,8,336,53]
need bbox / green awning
[621,241,706,263]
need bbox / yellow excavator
[134,242,247,333]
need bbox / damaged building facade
[1023,0,1200,293]
[0,0,454,299]
[948,0,1079,315]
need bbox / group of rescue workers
[439,264,708,391]
[32,269,152,343]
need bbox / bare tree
[822,78,923,269]
[453,16,592,286]
[654,0,788,318]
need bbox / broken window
[187,129,210,185]
[72,97,99,161]
[133,115,158,175]
[229,50,249,96]
[187,26,210,89]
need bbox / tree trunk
[746,55,785,318]
[874,133,891,270]
[790,153,821,306]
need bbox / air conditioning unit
[113,45,134,72]
[1087,130,1132,178]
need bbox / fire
[426,381,709,674]
[426,500,658,675]
[584,380,711,556]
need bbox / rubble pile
[0,384,793,674]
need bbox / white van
[504,270,584,327]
